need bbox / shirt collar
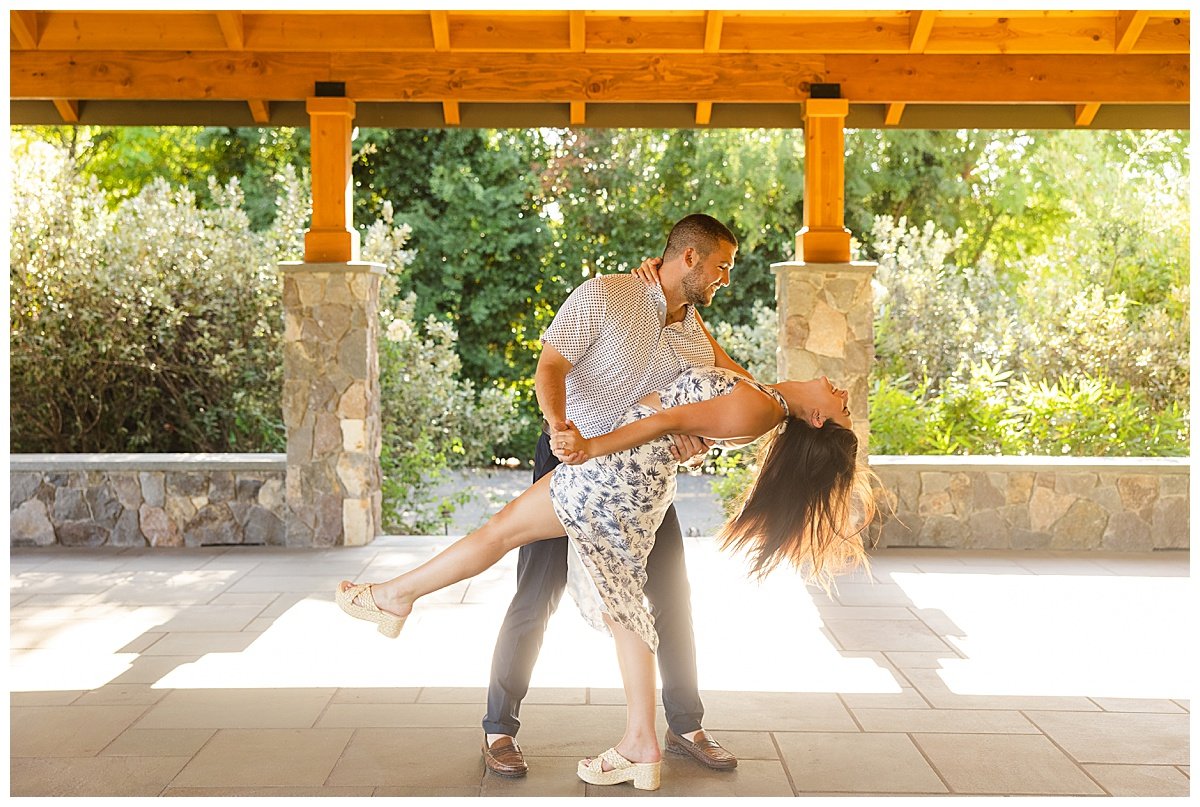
[648,283,697,331]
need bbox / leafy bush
[10,137,303,452]
[367,207,520,532]
[868,365,1188,457]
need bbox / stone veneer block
[280,261,385,547]
[773,261,876,455]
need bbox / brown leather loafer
[665,728,738,770]
[483,735,529,778]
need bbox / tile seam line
[1018,709,1113,796]
[905,730,956,794]
[767,730,801,797]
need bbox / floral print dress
[549,366,787,652]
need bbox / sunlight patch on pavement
[892,572,1192,699]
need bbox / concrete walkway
[9,541,1191,797]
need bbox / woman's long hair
[717,417,877,589]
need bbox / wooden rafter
[52,98,79,123]
[884,103,906,125]
[1075,102,1101,126]
[1115,10,1151,53]
[695,101,713,126]
[13,51,1187,106]
[570,101,586,125]
[442,100,460,126]
[909,11,937,52]
[10,10,40,49]
[703,11,723,53]
[247,99,270,124]
[430,11,450,51]
[569,10,585,52]
[215,11,244,50]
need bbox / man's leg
[642,505,703,734]
[482,432,567,739]
[644,505,737,769]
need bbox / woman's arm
[558,382,782,464]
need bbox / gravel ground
[422,466,728,537]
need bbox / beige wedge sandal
[335,583,406,638]
[576,748,661,791]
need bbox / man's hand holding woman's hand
[550,420,591,466]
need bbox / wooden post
[797,98,851,264]
[304,97,359,263]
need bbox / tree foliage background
[10,124,1190,461]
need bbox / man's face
[681,240,737,307]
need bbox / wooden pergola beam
[215,11,244,50]
[13,51,1187,106]
[884,102,906,126]
[442,100,460,126]
[695,102,713,126]
[910,11,937,52]
[1075,102,1101,126]
[51,98,79,123]
[247,99,270,124]
[10,10,40,49]
[703,11,724,53]
[1115,10,1151,53]
[570,101,586,125]
[569,10,585,52]
[430,10,450,52]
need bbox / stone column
[280,261,384,546]
[772,260,877,454]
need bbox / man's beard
[681,267,714,307]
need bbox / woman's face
[778,377,851,429]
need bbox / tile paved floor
[8,539,1192,797]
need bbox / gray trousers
[481,431,704,736]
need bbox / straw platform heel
[576,748,661,791]
[335,583,407,638]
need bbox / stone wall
[872,457,1189,551]
[10,455,1189,551]
[10,455,288,548]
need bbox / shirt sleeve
[541,277,608,365]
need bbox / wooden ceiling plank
[11,51,1189,106]
[247,99,270,124]
[704,11,724,52]
[570,10,585,51]
[909,11,937,52]
[216,11,244,50]
[884,102,906,125]
[1115,10,1151,53]
[10,10,40,49]
[586,16,706,52]
[1134,16,1191,53]
[52,98,80,123]
[570,100,586,125]
[442,99,460,126]
[451,15,571,51]
[1075,102,1101,125]
[430,10,450,51]
[695,101,713,125]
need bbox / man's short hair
[662,214,738,262]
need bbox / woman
[336,366,875,790]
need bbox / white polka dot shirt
[541,274,716,438]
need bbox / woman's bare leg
[590,615,662,767]
[338,473,564,618]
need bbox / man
[482,213,750,777]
